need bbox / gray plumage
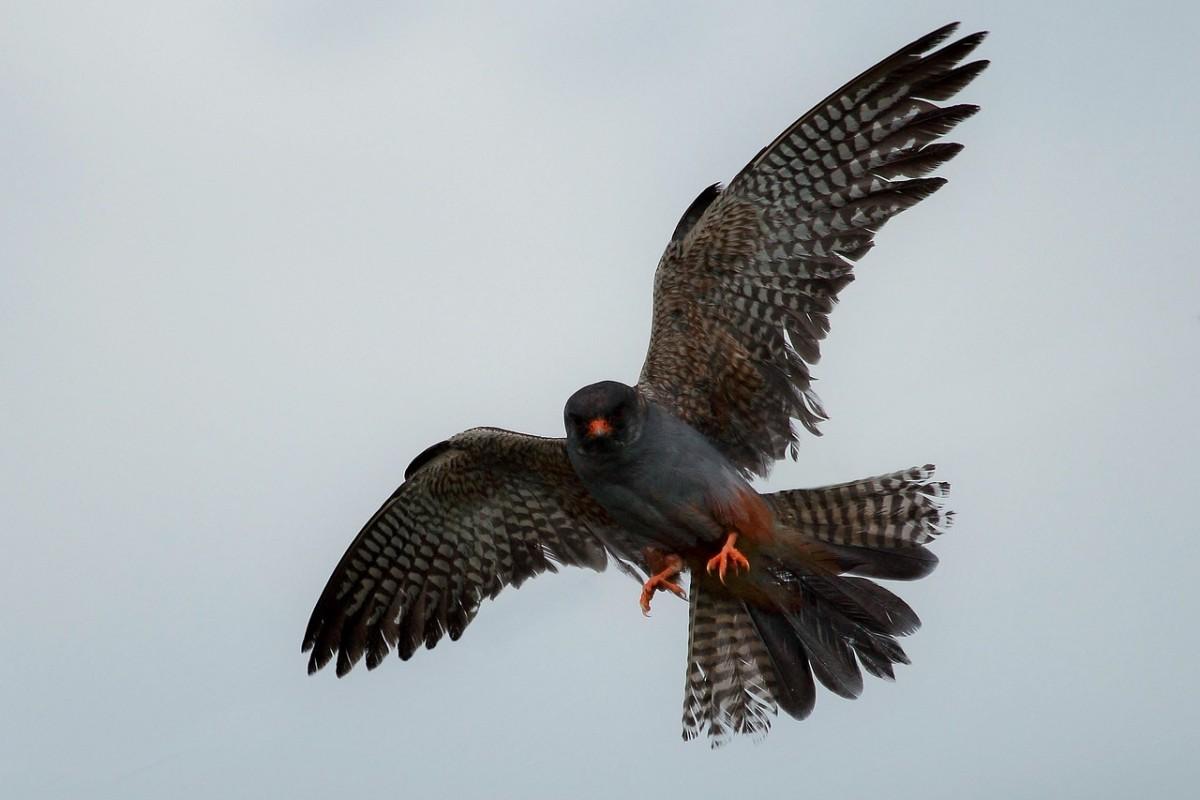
[563,381,750,552]
[303,21,985,747]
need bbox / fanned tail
[681,466,951,746]
[681,572,920,747]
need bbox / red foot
[706,532,750,584]
[639,554,686,616]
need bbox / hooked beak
[586,417,612,438]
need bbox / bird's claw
[639,575,687,616]
[706,539,750,584]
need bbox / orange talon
[705,532,750,584]
[639,553,686,616]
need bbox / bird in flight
[304,21,987,746]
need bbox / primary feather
[639,22,987,476]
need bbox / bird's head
[564,381,643,455]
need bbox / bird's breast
[569,413,771,550]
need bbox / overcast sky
[4,2,1199,798]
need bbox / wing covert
[303,427,644,676]
[638,22,987,475]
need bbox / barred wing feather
[303,428,645,676]
[638,22,988,475]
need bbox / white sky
[3,2,1199,798]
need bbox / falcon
[304,22,987,746]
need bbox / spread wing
[638,22,987,476]
[303,427,646,676]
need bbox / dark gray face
[563,381,641,456]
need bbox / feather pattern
[303,22,981,750]
[678,464,954,744]
[682,585,781,747]
[766,464,954,550]
[680,560,932,745]
[638,22,987,475]
[302,428,646,676]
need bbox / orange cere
[587,417,612,438]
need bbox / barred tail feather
[767,464,954,549]
[745,605,816,719]
[681,586,781,747]
[682,574,920,746]
[681,466,952,745]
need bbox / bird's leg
[639,549,686,616]
[705,532,750,584]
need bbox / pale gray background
[4,2,1198,798]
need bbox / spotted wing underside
[303,427,646,676]
[638,22,987,476]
